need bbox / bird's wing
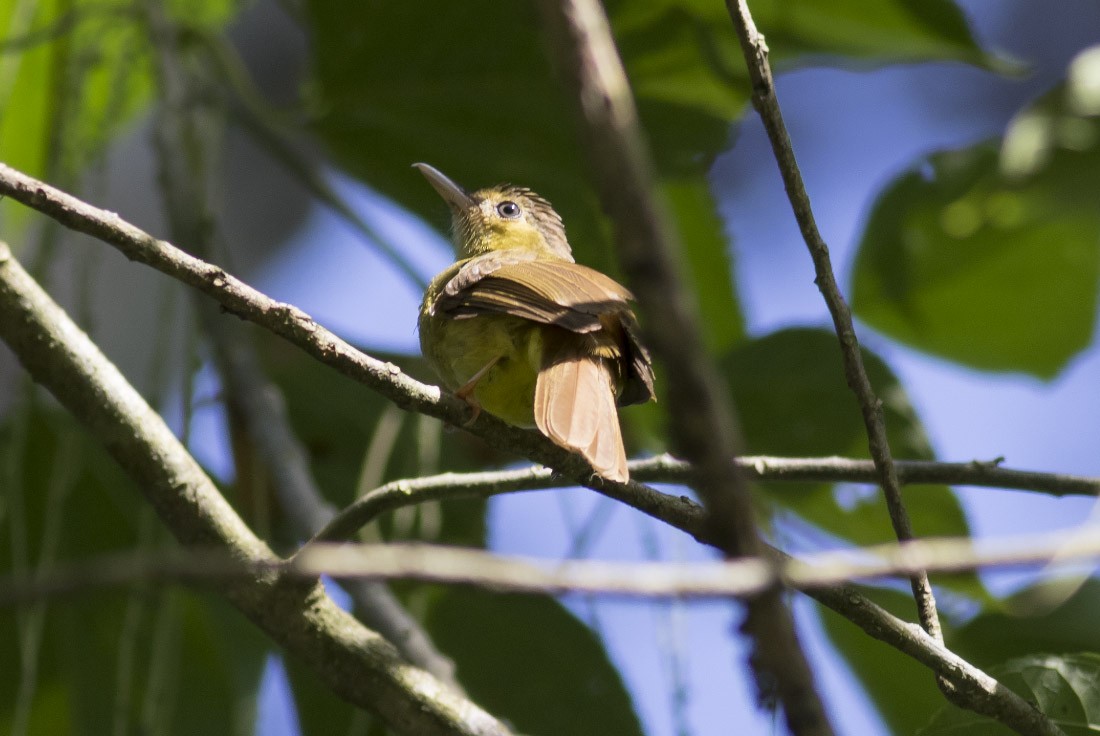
[436,256,634,333]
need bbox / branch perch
[0,240,510,736]
[0,158,1069,736]
[0,161,690,521]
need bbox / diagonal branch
[533,1,833,734]
[0,161,657,502]
[0,240,512,736]
[210,322,463,690]
[723,0,944,644]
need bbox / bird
[414,163,654,482]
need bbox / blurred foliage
[723,328,960,540]
[922,652,1100,735]
[1,0,1096,734]
[0,0,234,239]
[425,587,644,736]
[257,334,501,548]
[0,404,268,735]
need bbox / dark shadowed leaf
[302,0,750,352]
[425,587,643,736]
[723,328,969,545]
[952,578,1100,665]
[751,0,998,69]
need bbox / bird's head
[414,163,574,262]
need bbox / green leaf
[922,653,1100,735]
[815,587,950,736]
[0,0,238,240]
[952,578,1100,665]
[285,587,644,735]
[723,328,970,547]
[425,587,644,736]
[751,0,999,69]
[852,79,1100,378]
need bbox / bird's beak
[413,163,476,210]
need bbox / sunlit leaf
[852,76,1100,378]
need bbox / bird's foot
[455,356,501,426]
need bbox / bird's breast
[418,309,542,426]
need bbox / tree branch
[0,161,1072,734]
[0,240,511,736]
[534,1,835,733]
[0,161,683,517]
[210,322,463,690]
[724,0,944,644]
[0,528,1085,735]
[311,457,1099,545]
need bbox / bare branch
[0,540,1065,735]
[0,151,1077,736]
[724,0,943,643]
[0,240,512,736]
[313,456,1099,545]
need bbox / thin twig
[535,1,832,733]
[723,0,943,644]
[299,465,1064,736]
[0,240,512,736]
[311,457,1100,545]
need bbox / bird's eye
[496,201,521,219]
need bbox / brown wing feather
[438,252,655,413]
[534,352,628,482]
[436,258,633,332]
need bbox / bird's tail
[534,351,628,483]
